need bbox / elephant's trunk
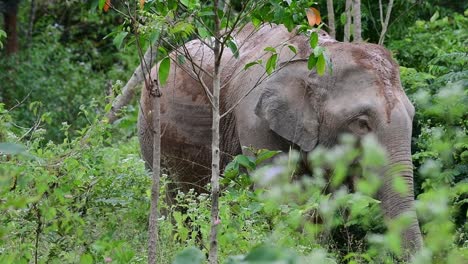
[377,144,423,255]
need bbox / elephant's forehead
[328,43,403,121]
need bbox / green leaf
[179,0,199,10]
[244,245,281,261]
[227,39,239,59]
[0,143,27,155]
[310,32,319,48]
[264,47,276,53]
[172,247,205,264]
[340,12,346,25]
[307,54,317,70]
[113,31,128,49]
[287,44,297,54]
[317,54,326,76]
[256,149,281,165]
[252,17,261,28]
[313,46,325,56]
[98,0,106,10]
[236,155,256,170]
[80,254,93,264]
[198,26,210,38]
[158,57,171,86]
[266,54,278,75]
[177,54,186,64]
[430,11,439,22]
[244,60,261,71]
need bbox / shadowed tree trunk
[2,0,19,55]
[326,0,336,38]
[27,0,36,45]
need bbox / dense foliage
[0,0,467,263]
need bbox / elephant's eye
[348,116,371,135]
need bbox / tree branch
[107,42,159,124]
[378,0,394,45]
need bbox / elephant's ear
[254,71,319,152]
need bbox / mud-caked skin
[138,24,422,254]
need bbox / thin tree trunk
[326,0,335,39]
[209,0,221,263]
[3,2,19,55]
[378,0,394,45]
[27,0,36,45]
[344,0,352,42]
[147,79,161,264]
[352,0,362,42]
[107,43,159,124]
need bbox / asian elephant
[138,24,423,253]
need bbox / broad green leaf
[340,12,346,25]
[177,54,186,64]
[179,0,199,10]
[170,21,195,38]
[313,46,325,56]
[80,254,93,264]
[0,142,27,155]
[244,245,281,261]
[264,47,276,53]
[113,31,128,49]
[287,44,297,54]
[227,39,239,59]
[198,26,210,38]
[266,54,278,75]
[98,0,106,10]
[172,247,205,264]
[256,150,281,165]
[317,54,326,75]
[307,54,317,70]
[199,10,214,16]
[244,60,261,70]
[236,155,256,170]
[158,57,171,86]
[430,11,439,22]
[252,17,261,28]
[310,32,319,48]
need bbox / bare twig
[107,42,159,124]
[7,92,31,113]
[378,0,394,45]
[221,52,297,118]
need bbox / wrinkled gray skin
[138,24,423,254]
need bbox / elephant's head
[255,42,422,254]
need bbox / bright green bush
[1,5,467,264]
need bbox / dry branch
[107,43,159,124]
[378,0,395,45]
